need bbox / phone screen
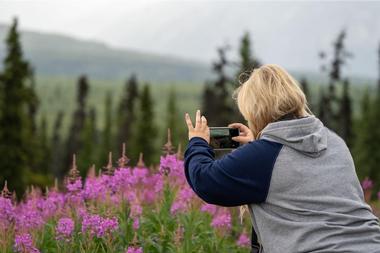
[209,127,240,150]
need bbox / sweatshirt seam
[262,143,283,202]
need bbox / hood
[260,116,328,157]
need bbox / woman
[184,64,380,252]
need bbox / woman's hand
[228,123,254,144]
[185,110,210,143]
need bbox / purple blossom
[0,196,15,228]
[133,168,149,182]
[56,218,75,241]
[126,246,143,253]
[170,187,194,214]
[14,233,40,253]
[15,201,44,231]
[133,217,139,230]
[211,210,231,230]
[83,177,106,200]
[200,203,217,215]
[170,200,187,215]
[237,232,250,247]
[38,192,65,219]
[361,177,373,190]
[159,155,185,184]
[130,202,143,217]
[66,179,82,192]
[81,214,119,238]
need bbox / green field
[35,75,376,138]
[35,75,204,139]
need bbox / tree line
[1,18,380,199]
[0,19,182,196]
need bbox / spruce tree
[353,90,372,179]
[64,75,89,174]
[237,31,261,84]
[78,107,98,176]
[368,44,380,191]
[50,111,64,179]
[318,87,334,126]
[117,74,139,157]
[99,92,114,166]
[0,18,33,195]
[133,84,156,166]
[202,83,216,124]
[26,69,45,177]
[164,87,180,146]
[38,116,50,174]
[202,46,233,126]
[300,78,310,106]
[319,30,351,131]
[339,78,353,147]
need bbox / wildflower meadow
[1,131,380,253]
[0,136,254,253]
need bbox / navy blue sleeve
[184,137,282,207]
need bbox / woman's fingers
[229,122,250,133]
[232,135,252,144]
[185,113,194,130]
[195,109,201,128]
[201,116,207,129]
[228,123,244,129]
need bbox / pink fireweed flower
[37,192,65,219]
[65,179,84,205]
[200,203,217,215]
[361,177,373,190]
[237,232,250,247]
[81,214,119,238]
[66,179,82,192]
[130,202,143,217]
[159,155,185,184]
[170,187,194,214]
[211,210,232,230]
[83,177,105,200]
[126,246,143,253]
[15,201,44,231]
[0,196,15,228]
[170,200,187,214]
[125,191,138,203]
[56,218,75,241]
[133,168,149,182]
[152,174,164,193]
[14,233,40,253]
[132,217,139,230]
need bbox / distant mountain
[0,24,212,82]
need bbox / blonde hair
[234,64,311,139]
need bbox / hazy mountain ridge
[0,24,212,82]
[0,23,377,85]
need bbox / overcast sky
[0,0,379,78]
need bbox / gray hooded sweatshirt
[184,116,380,252]
[255,116,380,252]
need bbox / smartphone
[209,127,240,150]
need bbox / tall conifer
[133,84,156,166]
[100,92,114,165]
[117,74,139,156]
[0,18,33,194]
[64,75,89,173]
[202,46,233,126]
[50,111,64,179]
